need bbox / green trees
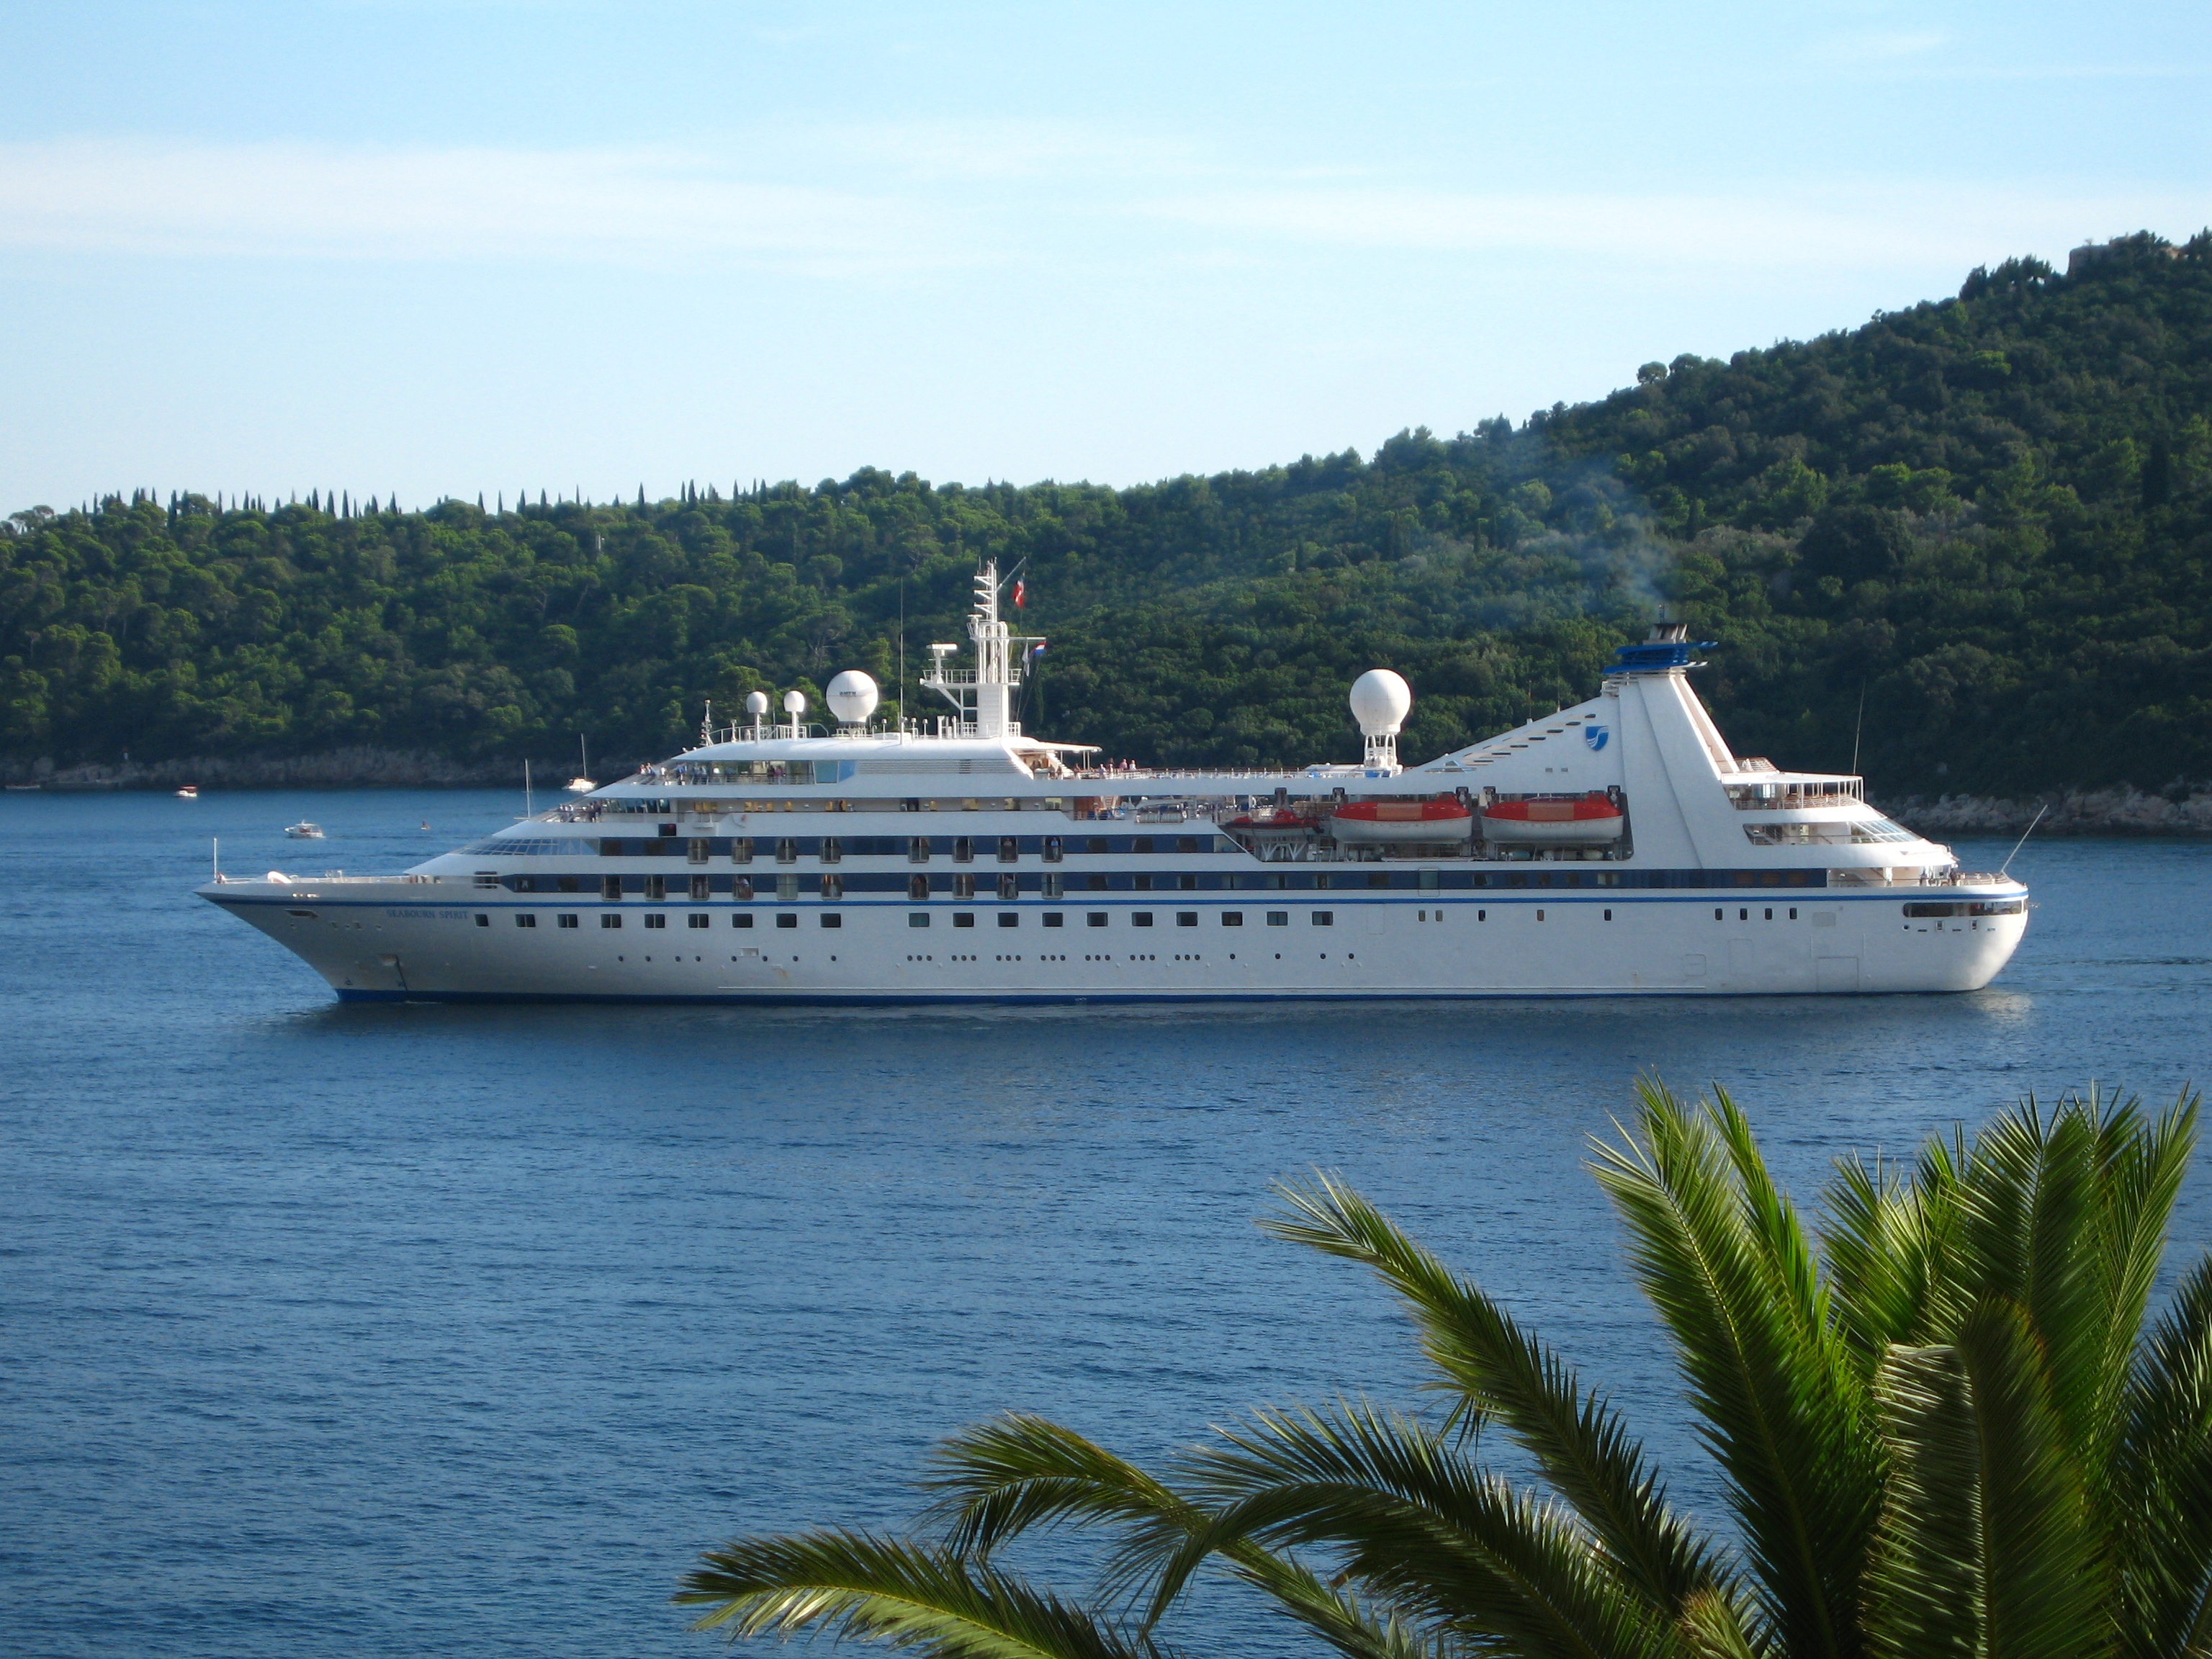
[4,234,2210,789]
[677,1082,2212,1658]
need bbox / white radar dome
[1349,669,1413,737]
[782,690,808,715]
[826,670,880,727]
[745,690,770,716]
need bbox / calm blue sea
[4,788,2210,1658]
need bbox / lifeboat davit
[1329,799,1474,844]
[1480,794,1625,845]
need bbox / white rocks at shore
[1884,788,2212,836]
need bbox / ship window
[601,914,621,929]
[734,877,754,900]
[688,837,708,863]
[1176,912,1197,927]
[1604,909,1613,920]
[1764,908,1773,920]
[1222,912,1243,926]
[731,837,752,864]
[909,875,929,899]
[822,914,842,929]
[645,914,666,929]
[645,875,666,902]
[1904,902,1966,917]
[516,913,536,928]
[1419,870,1439,891]
[998,837,1018,862]
[954,873,976,899]
[776,838,797,863]
[1043,873,1064,898]
[1313,873,1333,890]
[1177,837,1199,853]
[1367,873,1390,889]
[732,914,753,928]
[557,876,580,893]
[474,871,499,889]
[558,914,577,928]
[821,837,842,864]
[1536,910,1546,922]
[1088,874,1108,890]
[1789,907,1798,920]
[1714,908,1724,920]
[998,913,1018,928]
[1971,899,2024,916]
[997,874,1017,899]
[1739,908,1749,920]
[1179,874,1197,891]
[688,914,709,929]
[1479,910,1487,921]
[909,837,930,863]
[1086,837,1108,853]
[776,914,798,929]
[690,874,709,900]
[955,913,976,928]
[1133,873,1152,891]
[1267,912,1288,926]
[1043,913,1063,927]
[1312,912,1333,926]
[513,876,537,893]
[475,913,490,926]
[1043,837,1063,863]
[1133,912,1154,927]
[822,874,844,900]
[1133,837,1154,853]
[775,875,798,900]
[954,837,974,862]
[1087,913,1107,927]
[909,913,930,927]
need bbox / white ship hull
[198,589,2029,1005]
[207,881,2025,1002]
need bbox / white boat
[176,785,199,799]
[199,568,2027,1002]
[565,735,594,793]
[284,821,325,840]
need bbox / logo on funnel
[1585,725,1609,751]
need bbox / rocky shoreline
[1880,788,2212,837]
[1,750,642,792]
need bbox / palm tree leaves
[1591,1083,1877,1659]
[1264,1174,1727,1624]
[678,1079,2208,1659]
[675,1531,1173,1659]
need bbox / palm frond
[677,1529,1169,1659]
[1156,1398,1687,1659]
[1264,1173,1729,1621]
[2116,1250,2212,1658]
[922,1414,1201,1563]
[1590,1082,1877,1659]
[1866,1298,2102,1659]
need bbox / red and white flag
[1012,579,1026,608]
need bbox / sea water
[4,788,2209,1658]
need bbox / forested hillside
[5,231,2209,796]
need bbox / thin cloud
[1807,30,1950,67]
[0,138,966,272]
[1146,184,2211,273]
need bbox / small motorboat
[175,785,199,799]
[284,821,325,840]
[1480,793,1625,845]
[1223,806,1314,839]
[1331,798,1474,844]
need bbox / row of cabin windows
[479,909,1346,932]
[522,863,1832,891]
[596,834,1238,863]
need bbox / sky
[1,1,2206,512]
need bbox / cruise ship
[199,564,2027,1002]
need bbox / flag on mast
[1012,579,1026,609]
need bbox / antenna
[1999,804,2047,881]
[898,578,907,734]
[523,758,533,819]
[1850,680,1866,776]
[212,836,220,884]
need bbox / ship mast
[919,559,1043,738]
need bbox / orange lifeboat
[1224,806,1314,837]
[1480,793,1624,845]
[1329,799,1474,844]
